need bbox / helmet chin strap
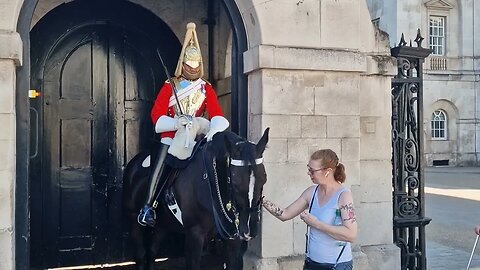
[182,72,200,81]
[182,64,201,80]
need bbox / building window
[431,110,447,139]
[429,16,445,55]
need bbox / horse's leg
[225,239,248,270]
[130,223,149,270]
[145,227,166,270]
[185,227,206,270]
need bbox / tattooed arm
[262,200,285,217]
[301,190,357,242]
[262,186,314,221]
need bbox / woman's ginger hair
[310,149,346,183]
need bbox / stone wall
[239,1,399,269]
[0,25,22,270]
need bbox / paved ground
[106,256,224,270]
[425,166,480,270]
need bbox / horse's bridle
[202,139,265,239]
[229,157,264,167]
[229,156,265,214]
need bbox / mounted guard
[138,22,229,227]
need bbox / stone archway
[14,0,251,268]
[29,1,181,267]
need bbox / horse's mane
[210,131,256,165]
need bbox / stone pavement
[427,240,480,270]
[106,255,224,270]
[426,166,480,270]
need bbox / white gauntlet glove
[205,116,229,141]
[176,115,192,129]
[154,115,192,133]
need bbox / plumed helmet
[175,22,204,80]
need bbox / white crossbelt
[168,78,204,107]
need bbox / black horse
[123,128,269,270]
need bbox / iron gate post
[391,30,432,270]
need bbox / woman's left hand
[300,210,318,226]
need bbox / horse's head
[222,128,269,241]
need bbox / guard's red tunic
[150,80,224,139]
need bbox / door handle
[29,107,39,159]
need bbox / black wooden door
[30,21,176,268]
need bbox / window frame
[431,110,448,140]
[429,15,446,56]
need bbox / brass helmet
[175,22,204,80]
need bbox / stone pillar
[239,1,401,269]
[0,29,22,270]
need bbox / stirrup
[137,206,156,227]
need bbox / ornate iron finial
[414,29,425,48]
[399,33,407,47]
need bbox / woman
[263,149,357,270]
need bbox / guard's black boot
[137,143,169,227]
[138,205,156,227]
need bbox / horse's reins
[202,146,238,239]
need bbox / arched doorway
[29,1,179,268]
[16,0,248,269]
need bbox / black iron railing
[391,30,432,270]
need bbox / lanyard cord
[305,185,319,254]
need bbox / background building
[367,0,480,166]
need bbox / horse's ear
[256,128,269,156]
